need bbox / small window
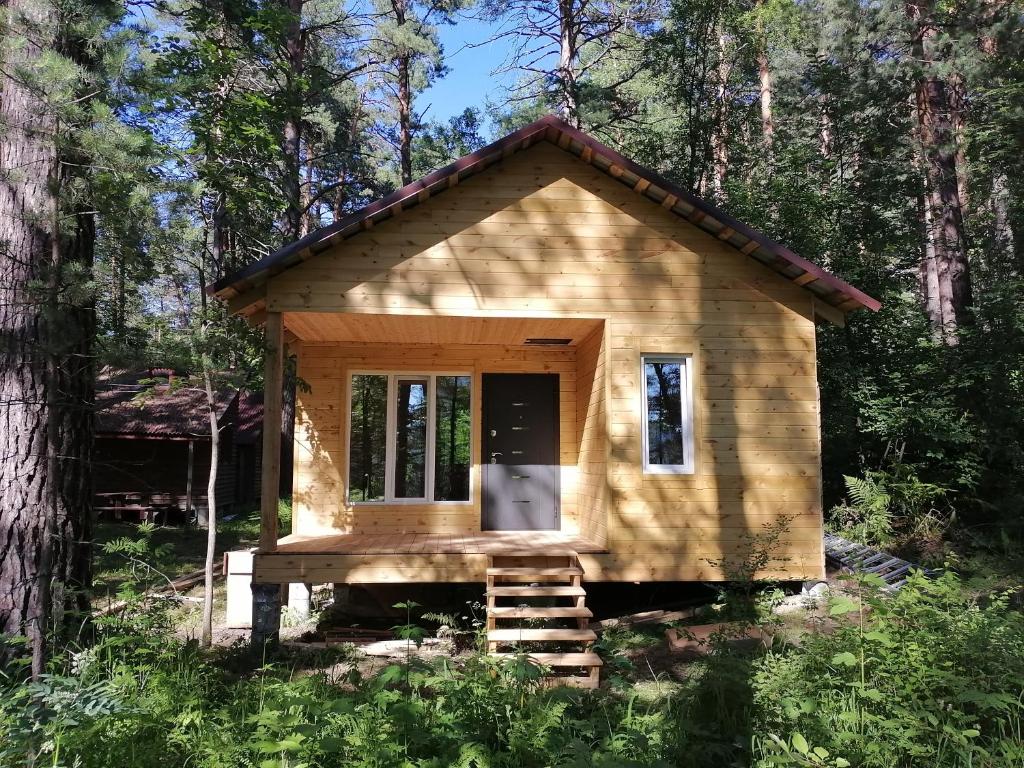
[641,355,694,474]
[347,373,472,503]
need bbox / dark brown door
[482,373,560,530]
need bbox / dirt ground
[158,575,836,686]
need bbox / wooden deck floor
[274,531,607,555]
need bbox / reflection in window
[434,376,471,501]
[394,379,427,498]
[347,373,473,503]
[644,358,689,469]
[348,374,388,501]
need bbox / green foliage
[829,465,952,558]
[2,572,1022,766]
[752,572,1024,767]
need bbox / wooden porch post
[259,311,284,552]
[253,312,283,650]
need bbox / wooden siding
[275,141,824,582]
[575,323,608,546]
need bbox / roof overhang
[208,115,880,325]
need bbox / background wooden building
[94,370,263,524]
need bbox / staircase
[485,552,602,689]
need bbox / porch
[252,309,612,585]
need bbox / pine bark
[280,0,305,241]
[1,0,94,670]
[557,0,581,127]
[755,0,774,148]
[390,0,414,185]
[711,28,730,197]
[907,0,972,343]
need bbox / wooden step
[487,585,585,598]
[489,651,603,668]
[487,628,597,643]
[486,566,583,577]
[540,676,599,690]
[491,550,578,557]
[489,606,593,619]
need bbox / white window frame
[346,371,473,505]
[640,355,695,475]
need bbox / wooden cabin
[211,116,878,672]
[95,370,263,524]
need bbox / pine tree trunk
[711,28,730,197]
[755,0,774,148]
[907,0,972,343]
[0,0,94,671]
[557,0,580,127]
[390,0,414,185]
[280,0,305,241]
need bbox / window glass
[394,379,428,498]
[348,374,388,501]
[434,376,471,501]
[645,360,685,467]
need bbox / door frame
[481,372,561,531]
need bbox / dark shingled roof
[208,114,879,324]
[234,390,264,445]
[95,371,240,438]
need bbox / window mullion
[425,375,437,503]
[384,374,397,503]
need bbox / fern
[843,474,890,514]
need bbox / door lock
[490,451,503,464]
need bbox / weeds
[1,565,1022,766]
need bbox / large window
[641,355,694,474]
[348,373,472,503]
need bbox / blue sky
[418,16,520,136]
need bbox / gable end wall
[274,142,825,581]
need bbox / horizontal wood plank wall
[292,341,581,536]
[277,141,825,582]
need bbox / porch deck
[274,531,607,555]
[253,532,607,585]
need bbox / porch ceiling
[284,312,603,346]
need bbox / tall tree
[0,0,136,674]
[481,0,657,129]
[368,0,464,185]
[907,0,972,343]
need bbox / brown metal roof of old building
[209,114,879,324]
[95,371,244,439]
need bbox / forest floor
[90,516,1020,688]
[91,515,835,687]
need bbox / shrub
[752,571,1024,767]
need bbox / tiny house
[211,116,878,672]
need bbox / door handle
[490,452,503,464]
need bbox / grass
[92,500,291,598]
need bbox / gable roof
[209,115,880,324]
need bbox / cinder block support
[225,550,254,628]
[251,582,282,649]
[288,582,313,621]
